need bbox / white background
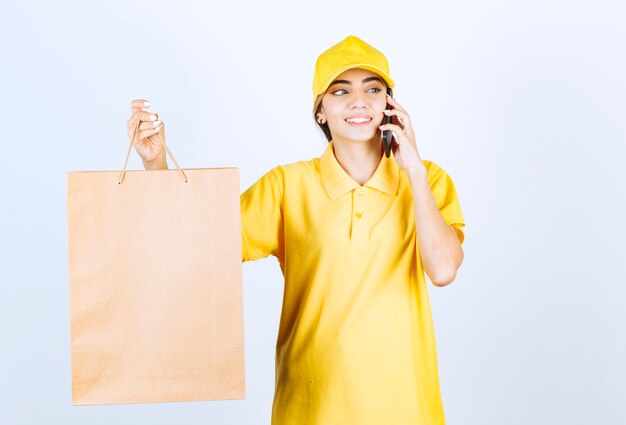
[1,0,625,424]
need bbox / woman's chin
[335,130,380,145]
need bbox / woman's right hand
[126,99,167,169]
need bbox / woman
[127,35,465,425]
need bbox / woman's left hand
[379,94,425,175]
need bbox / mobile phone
[382,86,394,158]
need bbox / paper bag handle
[118,113,188,184]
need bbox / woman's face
[319,68,388,145]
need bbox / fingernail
[153,120,162,127]
[149,115,157,121]
[144,101,152,107]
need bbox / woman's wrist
[404,162,428,181]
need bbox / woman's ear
[316,109,327,125]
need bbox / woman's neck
[332,138,382,186]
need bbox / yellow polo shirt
[241,142,465,425]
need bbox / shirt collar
[319,141,400,200]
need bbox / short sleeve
[426,161,466,244]
[240,167,285,262]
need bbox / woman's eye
[332,89,347,95]
[368,87,382,94]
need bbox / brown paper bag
[67,123,245,405]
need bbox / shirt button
[355,213,362,219]
[356,192,364,198]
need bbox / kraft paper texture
[67,168,245,405]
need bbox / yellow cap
[312,35,395,105]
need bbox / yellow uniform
[241,142,465,425]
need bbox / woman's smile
[345,114,373,126]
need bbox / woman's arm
[406,166,464,287]
[379,94,464,287]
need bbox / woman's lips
[345,117,372,127]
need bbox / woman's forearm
[406,165,463,287]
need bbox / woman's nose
[347,91,367,109]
